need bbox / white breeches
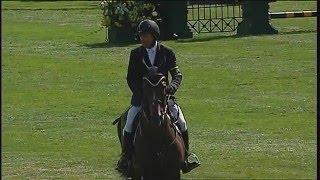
[123,99,187,134]
[124,106,141,133]
[167,99,187,132]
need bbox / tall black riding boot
[181,130,200,174]
[123,131,134,160]
[181,130,189,156]
[117,131,134,174]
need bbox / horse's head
[142,70,168,127]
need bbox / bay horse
[114,72,185,180]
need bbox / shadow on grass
[278,29,316,35]
[176,34,241,43]
[83,41,139,48]
[176,29,316,43]
[83,29,316,47]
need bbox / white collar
[146,41,157,52]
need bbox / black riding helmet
[137,19,160,40]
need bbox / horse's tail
[113,106,132,125]
[113,107,131,149]
[112,116,121,125]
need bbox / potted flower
[100,0,161,43]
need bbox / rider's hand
[165,85,173,95]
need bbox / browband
[143,76,166,87]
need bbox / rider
[119,19,199,173]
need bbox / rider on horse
[118,19,200,174]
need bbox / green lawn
[2,1,316,179]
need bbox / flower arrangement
[99,0,161,29]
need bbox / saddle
[131,99,182,137]
[114,98,201,174]
[132,107,181,144]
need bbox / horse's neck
[140,111,176,145]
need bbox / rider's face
[139,33,154,48]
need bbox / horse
[114,72,185,180]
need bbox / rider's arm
[167,50,182,95]
[127,50,142,94]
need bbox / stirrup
[182,153,201,174]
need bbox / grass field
[2,1,317,179]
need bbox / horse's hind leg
[175,170,181,180]
[117,109,129,152]
[164,166,181,180]
[168,170,180,180]
[130,172,142,180]
[130,167,142,180]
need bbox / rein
[156,121,178,169]
[139,67,180,169]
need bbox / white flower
[103,9,108,16]
[123,6,129,13]
[115,6,120,14]
[152,11,158,17]
[99,0,107,10]
[99,2,104,9]
[118,3,129,14]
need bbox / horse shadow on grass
[278,29,316,35]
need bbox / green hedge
[2,0,98,1]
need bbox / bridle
[142,75,169,120]
[141,75,179,167]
